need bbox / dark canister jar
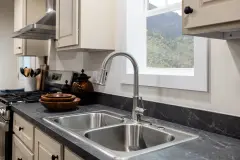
[71,69,94,105]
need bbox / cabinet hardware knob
[17,47,21,49]
[17,158,22,160]
[52,155,59,160]
[184,6,193,14]
[19,127,24,131]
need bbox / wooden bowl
[45,93,72,98]
[40,95,76,102]
[39,98,80,112]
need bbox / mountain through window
[147,1,194,68]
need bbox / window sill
[127,68,194,76]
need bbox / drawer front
[64,147,84,160]
[35,128,63,160]
[13,113,34,151]
[12,134,34,160]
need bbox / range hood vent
[12,0,56,40]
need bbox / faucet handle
[135,97,146,116]
[139,97,145,110]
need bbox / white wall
[50,0,240,117]
[92,39,240,117]
[86,0,240,117]
[48,41,85,72]
[0,0,19,89]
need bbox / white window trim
[121,0,209,92]
[147,2,181,17]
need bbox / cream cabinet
[183,0,240,29]
[64,148,84,160]
[14,0,25,55]
[35,128,63,160]
[13,0,48,56]
[13,113,34,151]
[13,113,85,160]
[12,135,34,160]
[56,0,115,51]
[183,0,240,39]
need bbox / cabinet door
[13,113,34,151]
[12,135,34,160]
[56,0,79,48]
[64,148,84,160]
[183,0,240,28]
[34,128,63,160]
[14,0,26,55]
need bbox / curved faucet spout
[97,52,145,121]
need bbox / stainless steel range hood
[12,0,56,40]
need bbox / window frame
[147,1,181,17]
[121,0,209,92]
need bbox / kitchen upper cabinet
[34,128,63,160]
[56,0,115,51]
[56,0,78,48]
[183,0,240,39]
[12,135,34,160]
[183,0,240,28]
[14,0,48,56]
[14,0,25,55]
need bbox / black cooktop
[0,91,47,103]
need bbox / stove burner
[0,91,48,103]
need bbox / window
[147,0,194,69]
[122,0,208,91]
[19,57,31,68]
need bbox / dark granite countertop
[11,103,240,160]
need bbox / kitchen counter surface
[11,103,240,160]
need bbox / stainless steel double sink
[43,110,198,159]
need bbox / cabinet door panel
[13,113,34,151]
[38,144,53,159]
[14,0,26,55]
[56,0,79,48]
[12,135,34,160]
[183,0,240,28]
[34,128,62,160]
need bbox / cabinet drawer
[64,147,84,160]
[12,134,34,160]
[35,128,63,160]
[13,113,34,151]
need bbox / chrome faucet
[97,52,146,121]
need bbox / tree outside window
[147,0,194,68]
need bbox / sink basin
[43,110,198,159]
[85,123,197,154]
[44,110,124,131]
[85,124,175,152]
